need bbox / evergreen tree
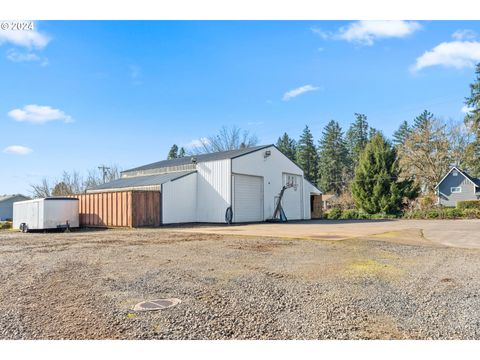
[392,120,411,146]
[178,147,186,158]
[413,110,434,129]
[296,126,318,184]
[276,132,297,162]
[167,144,179,159]
[464,63,480,176]
[317,120,349,195]
[346,113,369,171]
[465,63,480,133]
[352,133,418,214]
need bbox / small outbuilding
[87,144,321,225]
[0,194,30,221]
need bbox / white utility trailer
[13,197,79,232]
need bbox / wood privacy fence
[68,191,161,227]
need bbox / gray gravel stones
[1,228,480,339]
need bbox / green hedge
[323,209,399,220]
[403,208,480,219]
[457,200,480,210]
[323,207,480,220]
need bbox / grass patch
[346,259,404,278]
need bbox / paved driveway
[174,219,480,249]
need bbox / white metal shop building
[90,144,321,224]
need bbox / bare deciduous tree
[190,126,258,154]
[30,165,122,197]
[31,178,51,198]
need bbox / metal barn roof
[122,145,272,174]
[89,170,196,192]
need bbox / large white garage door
[233,174,263,222]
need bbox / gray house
[435,167,480,207]
[0,194,30,221]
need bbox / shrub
[444,208,463,219]
[340,209,359,219]
[357,212,371,219]
[0,221,12,230]
[326,208,343,220]
[463,208,480,219]
[457,200,480,210]
[420,195,436,210]
[426,209,440,219]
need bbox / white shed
[90,145,321,224]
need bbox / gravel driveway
[1,225,480,339]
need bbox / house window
[452,170,458,176]
[451,187,462,193]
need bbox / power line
[98,165,111,184]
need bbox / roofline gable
[435,166,478,189]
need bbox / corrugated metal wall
[162,173,197,224]
[68,191,160,227]
[197,159,231,222]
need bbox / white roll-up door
[233,174,263,222]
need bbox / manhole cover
[133,298,181,311]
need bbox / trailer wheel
[20,223,29,233]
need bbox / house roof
[0,194,30,203]
[90,170,196,191]
[123,145,273,174]
[435,166,480,189]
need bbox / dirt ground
[1,220,480,340]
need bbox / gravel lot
[1,224,480,339]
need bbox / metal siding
[281,173,303,220]
[232,146,307,220]
[197,159,231,223]
[162,173,197,224]
[438,172,478,206]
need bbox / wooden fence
[68,191,161,227]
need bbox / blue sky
[1,20,480,194]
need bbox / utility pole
[98,165,111,184]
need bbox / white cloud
[452,29,477,41]
[6,48,48,65]
[0,22,49,49]
[412,41,480,72]
[3,145,33,155]
[8,105,73,124]
[312,21,421,46]
[282,85,319,101]
[461,105,475,114]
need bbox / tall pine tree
[178,147,186,158]
[392,120,411,146]
[352,133,417,214]
[296,126,318,184]
[346,113,369,172]
[276,133,297,162]
[167,144,179,159]
[464,63,480,176]
[317,120,349,195]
